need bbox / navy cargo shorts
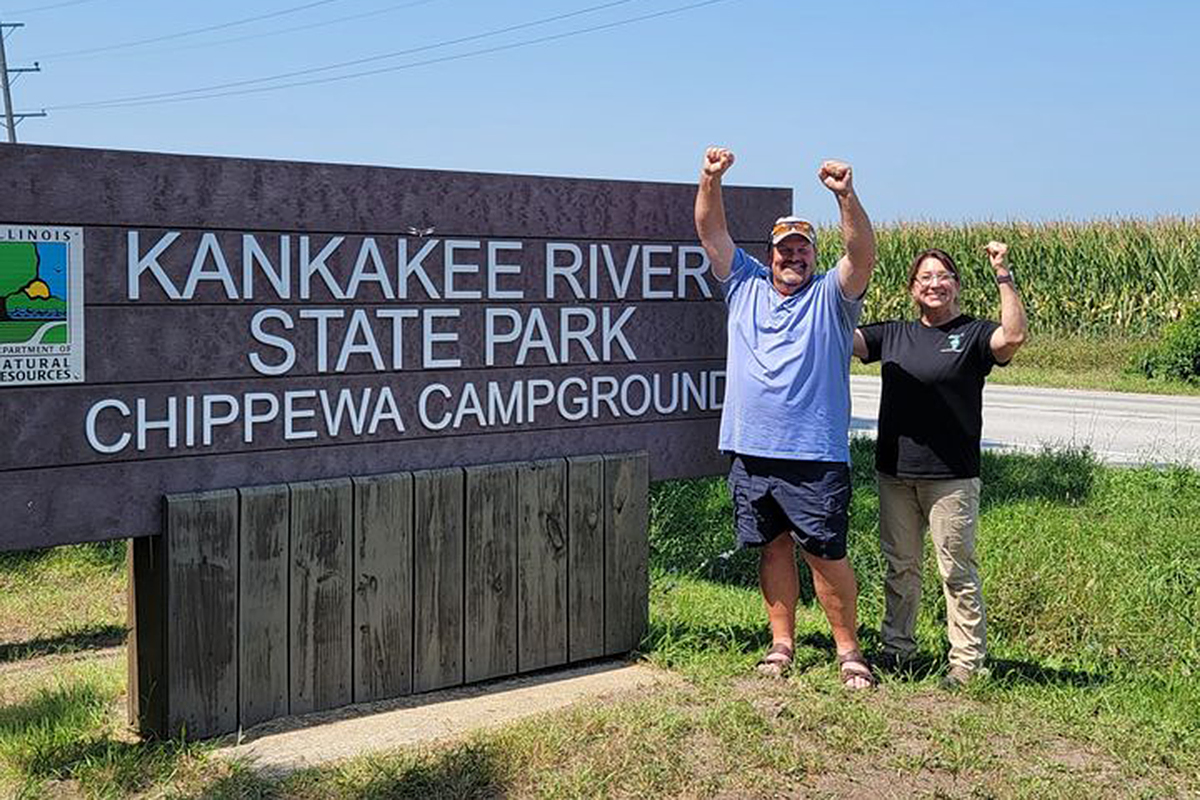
[727,454,852,560]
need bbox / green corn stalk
[817,217,1200,336]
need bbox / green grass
[642,440,1199,795]
[0,541,127,661]
[650,440,1200,676]
[0,657,212,799]
[1,447,1198,797]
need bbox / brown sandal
[838,650,877,690]
[756,642,794,678]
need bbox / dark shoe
[756,642,794,679]
[876,650,915,674]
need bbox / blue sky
[1,0,1197,223]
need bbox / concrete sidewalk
[215,659,666,775]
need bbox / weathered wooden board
[289,479,353,715]
[517,459,568,672]
[353,473,414,702]
[464,463,518,683]
[238,484,289,728]
[127,536,166,735]
[164,490,239,738]
[67,301,726,383]
[2,417,725,551]
[567,455,605,662]
[412,467,465,693]
[1,360,726,469]
[0,144,785,240]
[604,452,650,655]
[81,227,728,305]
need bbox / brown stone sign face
[0,144,790,551]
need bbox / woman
[853,242,1027,688]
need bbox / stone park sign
[0,144,789,553]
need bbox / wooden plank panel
[238,484,289,728]
[0,144,788,245]
[127,535,167,737]
[80,227,732,307]
[0,416,726,551]
[412,467,465,693]
[289,479,353,715]
[517,459,568,672]
[567,455,605,662]
[604,452,649,655]
[353,473,413,702]
[1,360,726,471]
[464,463,517,682]
[165,490,239,738]
[73,300,726,383]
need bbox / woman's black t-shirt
[860,315,1004,479]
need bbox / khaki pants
[877,473,986,671]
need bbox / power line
[32,0,351,60]
[80,0,442,62]
[56,0,641,106]
[52,0,646,110]
[2,0,100,14]
[51,0,731,112]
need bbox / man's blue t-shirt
[717,248,863,463]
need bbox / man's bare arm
[821,160,877,299]
[695,146,737,280]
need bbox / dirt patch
[809,766,962,800]
[892,687,980,716]
[1042,736,1110,770]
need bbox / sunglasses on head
[772,220,814,241]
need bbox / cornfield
[812,218,1200,336]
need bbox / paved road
[849,376,1200,467]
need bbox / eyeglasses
[914,271,957,286]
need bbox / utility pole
[0,21,45,144]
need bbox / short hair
[907,248,960,288]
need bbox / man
[694,146,877,688]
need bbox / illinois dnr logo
[0,225,85,386]
[940,333,964,354]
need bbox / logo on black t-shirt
[940,333,964,354]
